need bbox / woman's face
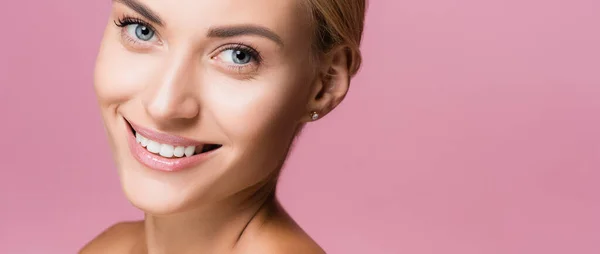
[94,0,320,214]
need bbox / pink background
[1,0,599,253]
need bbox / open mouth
[126,120,222,159]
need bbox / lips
[124,118,221,172]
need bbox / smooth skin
[81,0,351,253]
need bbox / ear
[302,45,352,122]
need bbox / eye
[231,49,252,64]
[125,24,157,42]
[211,45,262,76]
[114,16,159,44]
[216,47,259,65]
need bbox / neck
[140,183,276,254]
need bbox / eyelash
[114,16,153,32]
[113,15,263,74]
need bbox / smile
[124,118,222,172]
[135,133,222,158]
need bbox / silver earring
[310,111,319,121]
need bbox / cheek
[93,30,157,105]
[205,69,309,146]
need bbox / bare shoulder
[251,227,326,254]
[79,221,144,254]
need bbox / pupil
[236,51,246,60]
[136,25,153,40]
[233,50,250,64]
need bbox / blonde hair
[305,0,366,76]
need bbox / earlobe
[303,45,353,122]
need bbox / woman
[82,0,365,253]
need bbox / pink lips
[125,118,218,172]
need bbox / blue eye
[231,49,252,64]
[127,24,156,41]
[114,17,158,43]
[217,47,259,65]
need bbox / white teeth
[141,136,149,147]
[159,144,175,158]
[173,146,185,157]
[136,133,201,158]
[146,140,161,154]
[184,146,196,157]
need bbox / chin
[116,160,209,215]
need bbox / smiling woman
[81,0,365,253]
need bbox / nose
[142,53,200,125]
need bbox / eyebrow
[207,25,284,47]
[112,0,283,47]
[113,0,164,26]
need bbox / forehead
[113,0,312,43]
